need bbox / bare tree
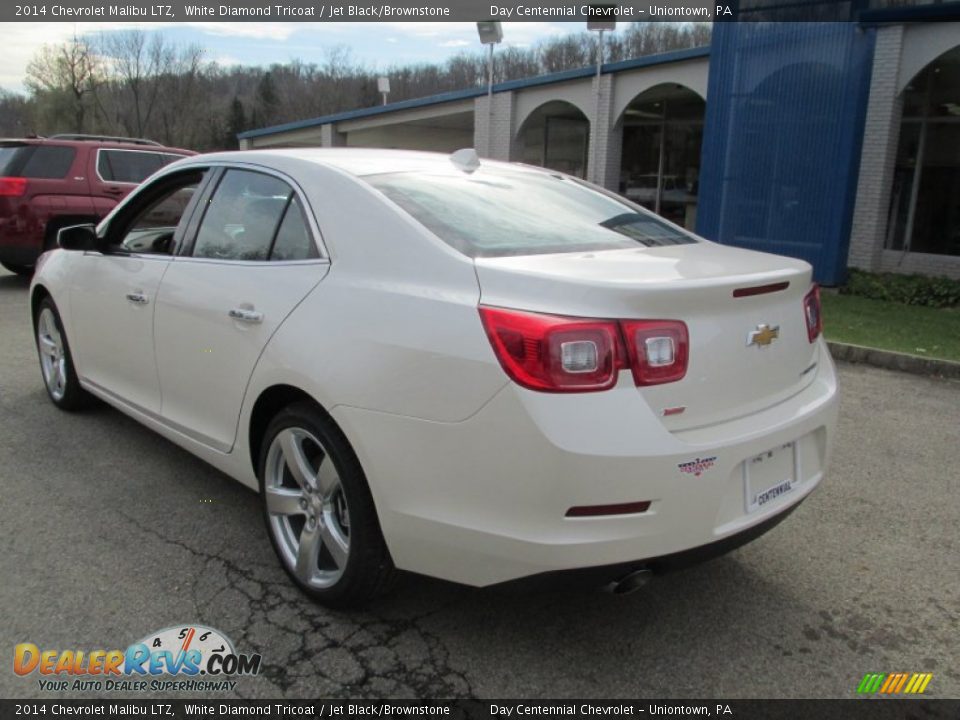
[100,30,170,138]
[25,36,100,133]
[17,22,712,150]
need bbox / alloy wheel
[37,307,67,401]
[264,427,351,588]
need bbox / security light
[476,21,503,45]
[587,20,616,31]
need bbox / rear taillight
[478,306,623,392]
[479,306,689,393]
[621,320,690,386]
[803,284,822,343]
[0,177,27,197]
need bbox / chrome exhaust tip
[604,568,652,595]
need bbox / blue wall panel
[696,22,876,285]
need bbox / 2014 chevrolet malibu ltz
[30,149,838,607]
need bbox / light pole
[476,21,503,97]
[587,19,616,185]
[476,22,503,158]
[377,76,390,106]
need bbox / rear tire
[34,297,92,411]
[258,402,395,608]
[1,261,33,277]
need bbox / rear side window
[192,169,317,262]
[0,144,75,179]
[98,150,178,184]
[21,146,76,178]
[270,196,317,261]
[193,170,290,261]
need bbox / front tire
[34,297,92,411]
[258,402,395,608]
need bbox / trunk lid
[475,241,820,430]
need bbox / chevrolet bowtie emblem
[747,324,780,347]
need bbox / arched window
[516,101,590,179]
[619,84,705,230]
[887,45,960,257]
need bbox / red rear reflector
[803,284,822,343]
[732,281,790,298]
[566,501,651,517]
[0,177,27,197]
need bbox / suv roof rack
[47,134,163,147]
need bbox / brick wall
[474,92,515,161]
[847,26,904,273]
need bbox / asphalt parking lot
[1,266,958,700]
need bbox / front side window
[192,169,316,262]
[113,171,205,255]
[98,150,180,184]
[365,167,695,258]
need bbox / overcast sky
[1,22,613,93]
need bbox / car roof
[0,137,194,154]
[177,148,543,178]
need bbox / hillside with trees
[0,23,710,151]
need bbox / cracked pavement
[1,267,958,699]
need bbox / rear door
[153,167,328,452]
[69,169,207,413]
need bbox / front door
[69,170,207,413]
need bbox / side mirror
[57,224,100,252]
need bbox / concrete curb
[827,341,960,380]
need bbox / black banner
[2,700,960,720]
[4,1,726,23]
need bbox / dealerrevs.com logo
[14,625,262,693]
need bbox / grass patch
[822,293,960,362]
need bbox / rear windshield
[364,168,696,258]
[0,144,76,179]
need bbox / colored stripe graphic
[857,673,885,694]
[857,672,932,694]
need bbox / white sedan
[30,149,838,607]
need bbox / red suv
[0,134,194,275]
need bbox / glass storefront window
[887,46,960,257]
[620,86,705,230]
[517,102,590,179]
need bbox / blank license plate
[744,442,796,513]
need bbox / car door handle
[104,187,125,196]
[125,292,149,305]
[229,308,263,323]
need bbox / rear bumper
[495,497,803,592]
[334,342,839,587]
[0,215,43,265]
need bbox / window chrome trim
[180,160,330,261]
[170,255,330,267]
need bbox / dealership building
[239,8,960,285]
